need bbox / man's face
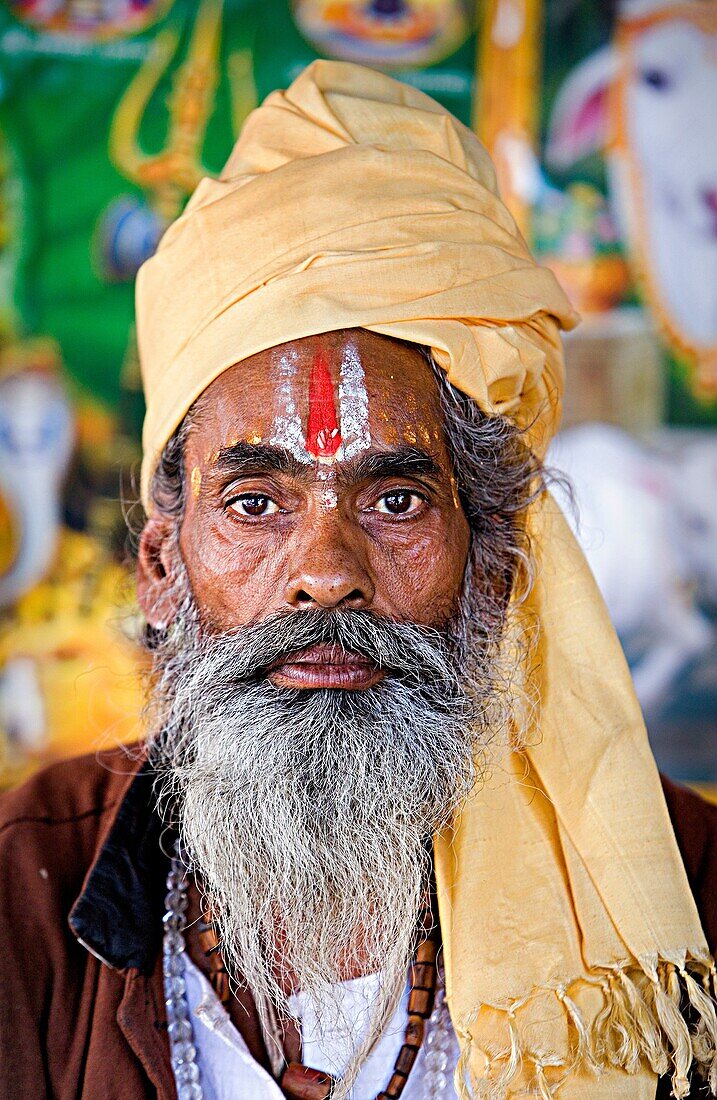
[142,330,514,1050]
[175,329,470,679]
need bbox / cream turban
[137,59,577,500]
[136,61,717,1099]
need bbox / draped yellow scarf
[136,60,717,1098]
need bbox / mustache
[187,607,466,691]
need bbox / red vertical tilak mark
[306,351,342,458]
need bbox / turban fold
[137,60,577,500]
[136,60,716,1099]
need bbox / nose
[283,513,375,610]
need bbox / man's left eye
[229,494,280,517]
[374,490,425,516]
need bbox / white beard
[149,602,508,1097]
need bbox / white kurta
[179,955,460,1099]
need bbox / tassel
[593,977,642,1073]
[647,978,692,1097]
[453,1055,476,1100]
[681,968,717,1090]
[454,1008,519,1100]
[534,1063,555,1100]
[666,964,683,1008]
[532,1055,563,1100]
[557,985,599,1072]
[501,1016,522,1086]
[484,1030,522,1100]
[616,969,670,1076]
[456,957,717,1098]
[473,1054,514,1100]
[454,1010,481,1100]
[683,969,717,1046]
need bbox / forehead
[188,329,445,456]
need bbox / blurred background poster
[0,0,715,789]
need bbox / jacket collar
[69,753,174,973]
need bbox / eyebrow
[211,442,308,480]
[209,442,443,485]
[347,447,442,485]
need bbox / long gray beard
[148,594,509,1097]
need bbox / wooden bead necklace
[198,906,439,1100]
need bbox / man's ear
[137,513,184,630]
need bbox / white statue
[0,368,74,608]
[547,0,717,389]
[550,422,716,713]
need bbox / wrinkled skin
[136,329,473,1032]
[137,329,470,686]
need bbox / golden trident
[109,0,225,222]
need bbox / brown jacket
[1,746,717,1100]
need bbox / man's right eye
[228,494,280,517]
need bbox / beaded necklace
[163,843,454,1100]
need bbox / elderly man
[2,61,717,1100]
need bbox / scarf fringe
[453,957,717,1099]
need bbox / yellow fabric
[435,495,711,1095]
[136,60,715,1097]
[137,60,577,500]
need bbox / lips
[267,642,384,690]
